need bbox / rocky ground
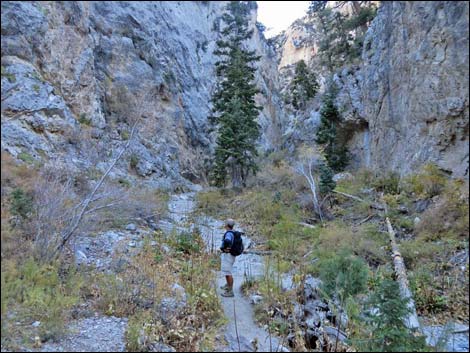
[36,316,128,352]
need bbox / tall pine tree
[291,60,319,110]
[316,84,350,172]
[210,1,261,188]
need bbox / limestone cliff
[357,1,469,177]
[1,1,285,189]
[2,1,468,183]
[274,1,469,178]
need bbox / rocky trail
[160,192,288,352]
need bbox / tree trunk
[386,217,421,331]
[231,163,242,189]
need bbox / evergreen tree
[319,164,336,195]
[291,60,319,110]
[355,279,426,352]
[316,85,350,172]
[210,1,261,188]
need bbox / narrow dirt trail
[161,192,287,352]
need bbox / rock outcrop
[274,1,469,178]
[1,1,285,189]
[358,1,469,177]
[2,1,468,182]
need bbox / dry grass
[119,232,225,352]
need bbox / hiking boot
[221,289,234,297]
[220,284,229,290]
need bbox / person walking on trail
[220,219,244,297]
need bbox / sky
[256,1,311,38]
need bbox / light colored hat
[226,219,235,227]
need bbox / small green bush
[317,251,369,300]
[399,239,443,268]
[268,214,317,261]
[78,113,92,126]
[372,171,400,194]
[402,163,447,198]
[18,152,34,164]
[118,178,131,188]
[121,130,129,140]
[32,84,40,93]
[9,188,33,219]
[172,231,203,255]
[409,266,448,314]
[354,279,426,352]
[2,259,83,342]
[129,154,139,170]
[415,180,468,242]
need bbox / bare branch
[83,201,122,216]
[53,116,141,257]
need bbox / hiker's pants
[221,252,236,275]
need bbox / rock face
[2,1,468,182]
[275,1,469,178]
[1,1,285,189]
[358,1,469,177]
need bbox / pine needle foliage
[210,1,261,188]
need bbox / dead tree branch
[52,117,141,258]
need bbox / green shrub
[268,213,318,262]
[396,216,414,231]
[195,190,229,217]
[402,163,447,198]
[353,224,389,267]
[415,180,468,242]
[172,231,203,255]
[2,259,83,341]
[32,84,40,93]
[121,130,129,140]
[129,154,139,170]
[313,222,355,259]
[317,251,369,300]
[372,171,400,194]
[18,152,34,164]
[409,266,448,314]
[118,178,131,188]
[354,279,426,352]
[9,188,33,219]
[125,313,146,351]
[319,164,336,195]
[78,113,92,126]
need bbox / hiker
[220,219,244,297]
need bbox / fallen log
[298,222,316,229]
[332,190,364,202]
[386,217,421,331]
[332,190,385,210]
